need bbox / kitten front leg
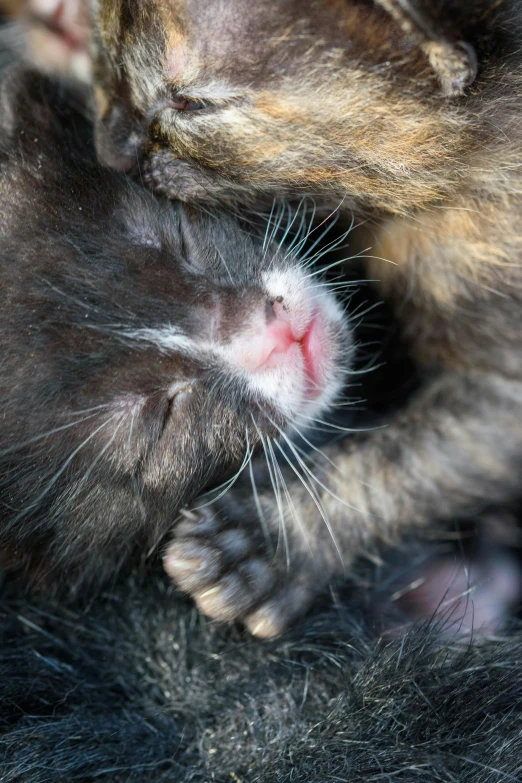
[165,371,522,637]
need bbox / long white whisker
[70,414,127,499]
[349,301,385,323]
[264,201,286,260]
[215,246,235,285]
[278,198,306,251]
[289,423,343,474]
[276,424,372,516]
[273,438,340,567]
[263,199,278,251]
[294,413,386,433]
[289,430,376,496]
[302,230,357,271]
[193,442,254,509]
[127,405,138,459]
[298,213,343,265]
[285,199,312,256]
[253,421,288,568]
[64,404,114,416]
[305,248,365,278]
[282,200,319,262]
[297,200,347,263]
[10,413,120,523]
[266,437,291,569]
[251,417,287,560]
[304,213,357,266]
[268,437,315,566]
[246,423,272,551]
[0,410,111,459]
[269,420,344,559]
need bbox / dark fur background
[1,562,522,783]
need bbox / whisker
[9,413,121,524]
[262,199,278,251]
[273,438,339,566]
[246,423,272,552]
[254,421,288,568]
[192,441,254,509]
[285,199,315,257]
[266,437,291,569]
[0,410,111,459]
[294,413,386,434]
[277,198,306,252]
[279,200,317,262]
[269,421,344,566]
[268,438,315,565]
[289,423,344,474]
[305,247,366,278]
[63,404,114,417]
[302,215,356,268]
[297,200,347,261]
[69,414,128,500]
[127,404,138,459]
[276,425,372,517]
[264,201,287,261]
[298,213,343,266]
[215,246,235,285]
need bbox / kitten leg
[166,371,522,637]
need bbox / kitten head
[90,0,479,213]
[0,67,351,583]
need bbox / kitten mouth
[300,314,326,401]
[243,304,326,393]
[260,311,327,398]
[241,295,342,419]
[29,1,85,51]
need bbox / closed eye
[169,95,210,112]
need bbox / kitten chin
[1,0,91,81]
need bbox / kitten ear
[376,0,478,97]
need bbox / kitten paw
[164,508,277,623]
[164,506,322,637]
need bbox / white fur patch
[123,327,197,355]
[121,266,348,426]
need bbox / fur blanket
[1,564,521,783]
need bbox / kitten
[79,0,522,637]
[0,65,349,590]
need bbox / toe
[244,582,316,639]
[194,558,276,622]
[163,540,223,593]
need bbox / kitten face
[90,0,468,213]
